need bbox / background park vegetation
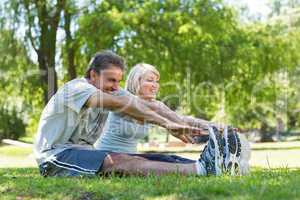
[1,0,300,143]
[1,1,300,199]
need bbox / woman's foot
[223,127,241,175]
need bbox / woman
[94,63,160,154]
[94,63,250,174]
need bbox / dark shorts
[39,148,109,177]
[39,148,195,177]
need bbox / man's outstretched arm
[86,91,202,142]
[86,91,169,125]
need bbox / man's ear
[90,69,98,81]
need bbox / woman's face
[138,71,160,101]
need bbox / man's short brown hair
[85,50,125,78]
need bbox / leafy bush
[0,106,26,141]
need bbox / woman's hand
[163,121,205,143]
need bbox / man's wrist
[160,119,172,129]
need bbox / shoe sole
[208,126,223,176]
[223,127,241,175]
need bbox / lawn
[0,145,32,157]
[1,141,300,199]
[0,168,299,200]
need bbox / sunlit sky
[225,0,271,20]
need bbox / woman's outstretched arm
[143,100,225,132]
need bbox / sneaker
[223,126,241,175]
[198,126,224,175]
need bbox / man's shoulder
[57,78,97,94]
[64,77,92,88]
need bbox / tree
[8,0,66,103]
[63,1,77,80]
[67,0,127,76]
[119,0,240,115]
[0,28,39,139]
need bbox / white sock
[195,160,207,176]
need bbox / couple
[34,50,250,177]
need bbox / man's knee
[102,153,129,170]
[102,153,145,172]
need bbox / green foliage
[71,0,126,77]
[1,0,300,140]
[117,0,240,113]
[0,106,26,141]
[0,29,41,138]
[0,145,32,156]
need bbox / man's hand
[163,121,206,143]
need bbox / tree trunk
[37,50,58,103]
[64,6,77,80]
[260,122,275,142]
[276,117,284,141]
[33,1,65,104]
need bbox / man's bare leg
[101,153,202,176]
[100,126,226,177]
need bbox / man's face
[89,65,123,93]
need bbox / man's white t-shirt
[34,78,109,165]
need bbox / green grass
[0,145,32,157]
[0,168,299,200]
[18,136,34,144]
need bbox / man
[34,50,239,177]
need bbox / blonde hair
[125,63,160,95]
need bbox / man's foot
[223,127,241,175]
[197,126,224,176]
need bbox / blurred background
[0,0,300,169]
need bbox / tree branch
[23,0,38,52]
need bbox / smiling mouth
[106,89,117,93]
